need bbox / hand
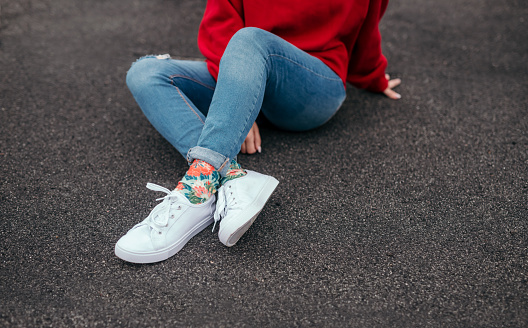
[240,122,261,154]
[383,74,402,100]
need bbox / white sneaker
[115,183,215,263]
[214,170,279,247]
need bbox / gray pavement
[1,0,527,326]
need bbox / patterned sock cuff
[221,159,247,185]
[175,160,220,204]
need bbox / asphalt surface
[1,0,527,327]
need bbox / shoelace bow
[141,183,182,234]
[212,184,241,232]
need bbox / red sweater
[198,0,389,92]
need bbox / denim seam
[174,86,205,125]
[226,56,267,157]
[218,158,230,173]
[170,74,215,91]
[268,54,342,82]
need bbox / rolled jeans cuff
[187,146,231,177]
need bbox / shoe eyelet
[171,215,175,219]
[158,231,162,235]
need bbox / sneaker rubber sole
[218,176,279,247]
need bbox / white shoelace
[212,184,241,232]
[140,183,182,234]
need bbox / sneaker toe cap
[116,225,156,253]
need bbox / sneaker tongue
[151,212,165,225]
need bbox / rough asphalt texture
[1,0,527,326]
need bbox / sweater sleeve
[198,0,245,80]
[346,0,389,93]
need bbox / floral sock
[220,159,247,185]
[175,160,220,204]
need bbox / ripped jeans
[126,27,346,176]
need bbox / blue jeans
[126,27,346,176]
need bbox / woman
[115,0,401,263]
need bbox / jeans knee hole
[155,54,171,60]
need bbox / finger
[383,88,401,100]
[240,141,247,154]
[388,78,401,89]
[253,123,262,153]
[245,129,257,154]
[385,73,390,80]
